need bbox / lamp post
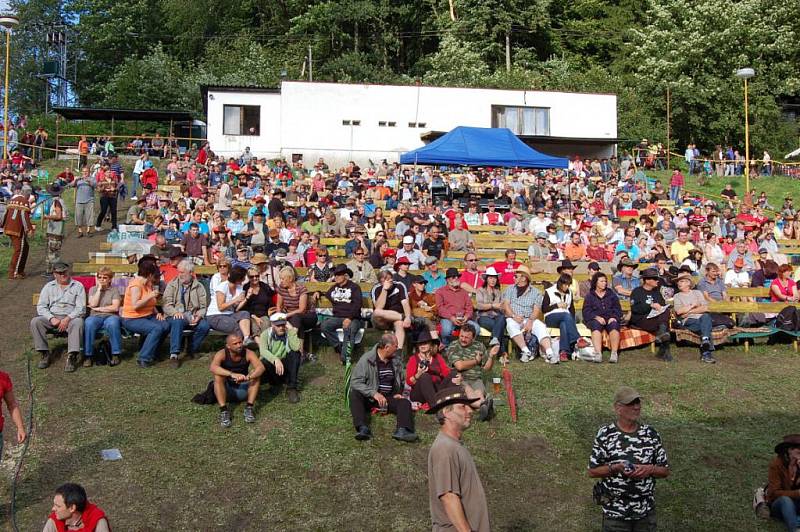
[735,67,755,196]
[0,14,19,161]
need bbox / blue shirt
[614,243,641,262]
[423,271,447,294]
[181,221,209,235]
[243,186,260,199]
[612,274,641,301]
[226,219,245,235]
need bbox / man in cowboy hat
[613,257,641,302]
[318,264,364,365]
[43,182,67,277]
[588,386,670,531]
[527,232,551,262]
[502,264,556,363]
[629,268,672,362]
[556,259,581,297]
[427,388,489,532]
[673,272,717,363]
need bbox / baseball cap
[402,235,414,244]
[445,267,460,278]
[614,386,641,405]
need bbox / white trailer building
[202,81,617,168]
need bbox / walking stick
[502,359,517,423]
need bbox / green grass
[9,335,798,531]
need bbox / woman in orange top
[121,259,169,368]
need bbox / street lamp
[735,67,755,196]
[0,14,19,161]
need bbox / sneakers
[37,351,51,369]
[130,195,138,201]
[243,336,257,349]
[94,226,102,232]
[559,351,569,362]
[700,339,712,353]
[170,354,181,369]
[545,354,559,364]
[219,408,232,428]
[286,388,301,404]
[701,352,717,364]
[576,338,591,349]
[392,427,419,443]
[609,352,618,364]
[64,352,79,373]
[519,350,533,363]
[243,405,256,423]
[355,425,372,441]
[478,398,494,421]
[489,337,500,347]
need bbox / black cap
[411,275,428,284]
[588,261,600,271]
[445,267,460,279]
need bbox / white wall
[206,90,282,157]
[206,82,617,168]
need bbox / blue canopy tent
[400,126,569,168]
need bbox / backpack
[774,306,800,332]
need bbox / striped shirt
[501,284,543,317]
[277,283,307,313]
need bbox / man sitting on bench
[32,261,86,372]
[162,259,211,368]
[317,264,364,365]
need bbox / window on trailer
[491,105,549,136]
[223,104,260,135]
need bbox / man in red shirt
[435,268,479,346]
[44,483,110,532]
[491,249,522,285]
[481,201,503,225]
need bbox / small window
[417,122,427,128]
[223,105,260,136]
[352,120,361,126]
[388,121,396,127]
[378,121,387,127]
[342,120,351,126]
[408,122,416,128]
[291,153,303,163]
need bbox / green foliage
[6,0,800,155]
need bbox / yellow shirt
[670,240,695,263]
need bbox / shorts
[371,315,395,331]
[587,318,621,333]
[207,311,251,333]
[74,202,95,227]
[506,318,549,341]
[225,381,250,402]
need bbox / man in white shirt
[396,235,425,270]
[724,258,750,287]
[528,208,551,235]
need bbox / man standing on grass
[588,386,670,532]
[427,387,489,532]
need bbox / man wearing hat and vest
[588,386,670,532]
[259,313,302,404]
[318,264,364,365]
[428,387,489,532]
[43,183,67,277]
[2,183,33,279]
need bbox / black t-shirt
[371,282,407,314]
[721,189,737,200]
[324,280,363,319]
[243,281,274,317]
[422,237,444,259]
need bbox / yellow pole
[2,29,10,161]
[743,77,750,196]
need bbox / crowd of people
[4,135,800,530]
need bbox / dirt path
[0,201,127,525]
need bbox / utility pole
[308,45,312,82]
[505,33,511,72]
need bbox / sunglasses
[248,275,259,279]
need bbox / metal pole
[666,85,670,172]
[744,77,750,196]
[505,33,511,72]
[2,29,10,161]
[308,45,312,82]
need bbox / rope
[9,351,34,532]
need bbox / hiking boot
[286,388,301,404]
[243,405,256,423]
[478,398,494,422]
[37,351,51,369]
[701,352,717,364]
[82,357,93,368]
[219,408,232,428]
[656,330,671,344]
[656,344,673,362]
[64,352,78,373]
[700,339,712,353]
[392,427,419,443]
[355,425,372,441]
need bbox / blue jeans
[121,315,169,363]
[478,314,506,352]
[669,185,681,204]
[440,319,480,346]
[545,312,580,352]
[771,496,800,532]
[131,173,141,197]
[84,315,123,357]
[168,317,211,355]
[682,314,714,349]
